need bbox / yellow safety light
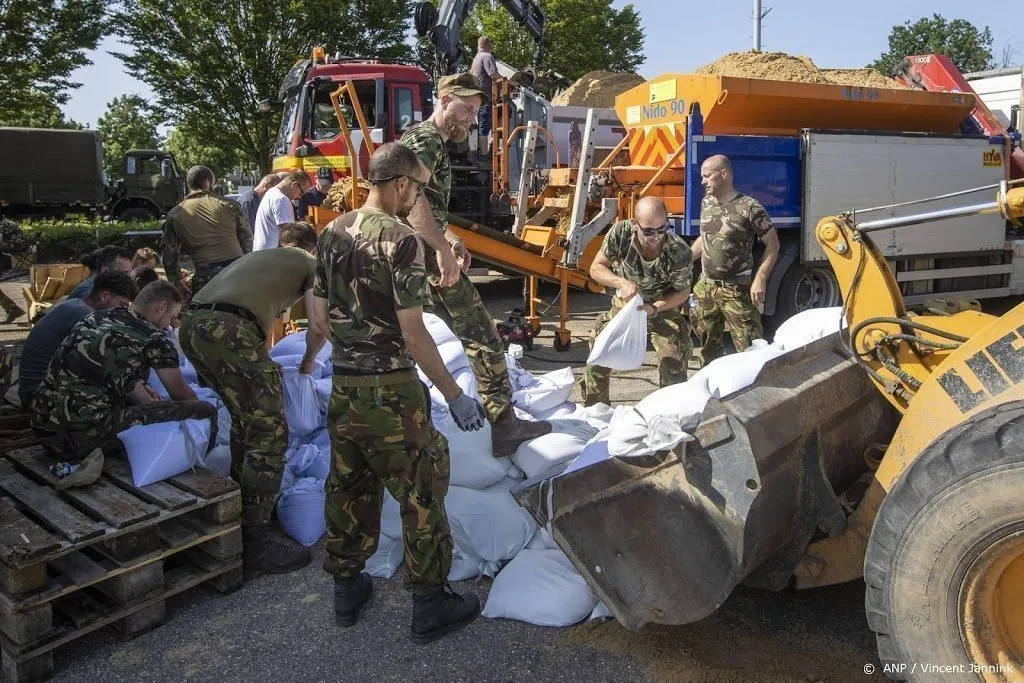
[312,46,326,62]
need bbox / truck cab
[271,53,433,181]
[110,150,184,220]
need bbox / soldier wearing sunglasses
[581,196,693,406]
[692,155,780,366]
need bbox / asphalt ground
[1,274,1018,682]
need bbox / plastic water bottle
[507,343,524,361]
[688,293,697,311]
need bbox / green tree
[164,124,241,180]
[96,95,163,180]
[0,0,108,124]
[460,0,645,81]
[869,14,995,76]
[0,91,84,129]
[114,0,413,174]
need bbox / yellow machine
[514,180,1024,680]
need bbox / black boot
[242,524,312,578]
[334,572,373,627]
[410,584,481,644]
[491,407,552,458]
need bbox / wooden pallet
[0,414,37,456]
[0,446,244,681]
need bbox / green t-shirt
[192,247,317,332]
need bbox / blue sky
[64,0,1018,127]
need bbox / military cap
[437,73,489,104]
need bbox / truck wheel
[864,400,1024,680]
[774,263,841,322]
[117,207,155,221]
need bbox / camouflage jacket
[30,307,180,432]
[699,193,774,280]
[314,207,432,374]
[399,120,460,264]
[600,219,693,303]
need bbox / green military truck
[0,128,184,220]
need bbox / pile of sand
[552,71,646,108]
[696,51,906,89]
[322,177,371,212]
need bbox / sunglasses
[368,175,427,196]
[633,220,669,237]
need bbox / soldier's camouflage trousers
[426,270,512,422]
[323,373,453,588]
[692,273,764,367]
[0,346,11,400]
[580,296,691,407]
[178,309,288,529]
[35,399,217,462]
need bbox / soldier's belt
[331,368,419,388]
[701,273,752,287]
[185,302,263,334]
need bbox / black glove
[447,391,486,432]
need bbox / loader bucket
[512,332,900,630]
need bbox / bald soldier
[692,155,780,365]
[400,73,549,456]
[580,197,693,406]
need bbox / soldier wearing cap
[297,167,334,221]
[400,73,551,457]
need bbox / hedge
[15,218,163,263]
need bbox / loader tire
[864,400,1024,681]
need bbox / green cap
[438,73,489,103]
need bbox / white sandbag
[203,443,232,478]
[427,367,479,405]
[118,418,211,487]
[448,547,492,581]
[281,367,325,436]
[512,367,575,414]
[437,339,470,374]
[608,378,711,458]
[270,330,333,363]
[702,344,787,399]
[564,439,612,475]
[506,362,537,393]
[365,534,404,579]
[423,312,458,346]
[434,411,515,489]
[773,306,845,350]
[590,601,613,621]
[511,431,589,479]
[586,294,647,371]
[277,477,326,546]
[193,386,232,450]
[529,401,580,421]
[446,479,537,563]
[284,443,330,481]
[525,526,558,551]
[482,549,597,626]
[380,489,402,539]
[314,376,331,412]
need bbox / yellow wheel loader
[514,180,1024,680]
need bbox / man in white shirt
[253,170,312,250]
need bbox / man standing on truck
[315,143,484,640]
[162,166,253,297]
[179,222,323,578]
[254,171,312,250]
[470,36,499,158]
[401,73,550,457]
[692,154,780,366]
[580,196,693,405]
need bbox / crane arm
[413,0,545,81]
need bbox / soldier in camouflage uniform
[401,73,550,456]
[178,222,322,577]
[581,196,693,406]
[30,281,217,472]
[316,143,485,641]
[692,154,780,366]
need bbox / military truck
[0,128,184,220]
